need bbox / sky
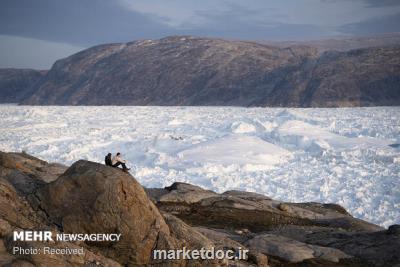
[1,0,400,69]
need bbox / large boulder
[3,238,122,267]
[0,178,45,231]
[0,153,228,266]
[36,160,179,266]
[148,182,218,204]
[0,151,67,196]
[285,226,400,266]
[163,213,214,249]
[245,233,351,263]
[154,184,383,233]
[0,153,125,266]
[0,188,119,264]
[1,151,398,266]
[151,182,399,266]
[194,227,269,267]
[0,152,67,183]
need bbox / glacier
[0,105,399,227]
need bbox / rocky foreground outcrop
[0,151,399,266]
[18,36,400,107]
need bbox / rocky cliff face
[19,36,400,107]
[266,32,400,53]
[0,151,399,266]
[259,47,400,107]
[0,69,46,103]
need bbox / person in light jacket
[112,152,130,171]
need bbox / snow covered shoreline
[0,105,399,227]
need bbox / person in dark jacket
[105,153,112,166]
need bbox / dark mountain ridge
[2,36,400,107]
[264,32,400,53]
[0,68,46,103]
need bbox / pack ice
[0,105,398,227]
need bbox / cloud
[0,35,84,69]
[0,0,338,45]
[339,13,400,35]
[362,0,400,7]
[1,0,399,50]
[172,3,330,41]
[322,0,400,8]
[0,0,175,46]
[119,0,213,28]
[2,0,400,69]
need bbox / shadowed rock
[0,151,399,266]
[3,238,122,267]
[0,151,67,195]
[152,182,218,204]
[245,233,351,263]
[0,152,121,267]
[36,160,179,266]
[154,184,382,233]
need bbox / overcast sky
[1,0,400,69]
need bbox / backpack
[105,154,112,166]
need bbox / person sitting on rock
[112,152,130,171]
[105,153,112,166]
